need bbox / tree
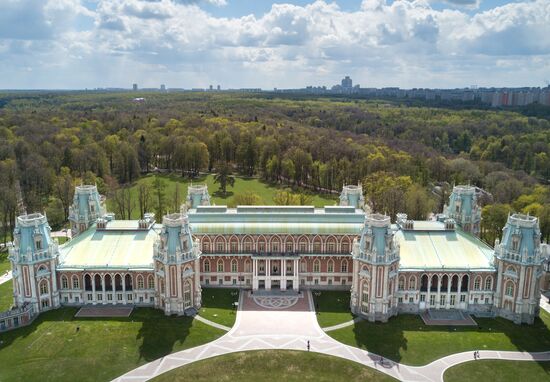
[404,184,435,220]
[54,167,74,221]
[213,162,235,196]
[481,204,511,245]
[153,177,167,218]
[231,192,262,207]
[363,171,413,218]
[273,190,298,205]
[137,183,152,217]
[173,182,181,212]
[45,197,65,230]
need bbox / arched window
[257,236,267,253]
[115,274,123,291]
[505,281,515,297]
[485,276,493,291]
[430,275,439,292]
[341,260,348,273]
[217,259,224,272]
[474,276,481,291]
[148,275,155,289]
[341,238,350,253]
[441,275,449,291]
[183,280,192,309]
[298,237,308,253]
[398,276,405,290]
[104,274,113,291]
[361,281,369,314]
[231,259,238,273]
[461,275,469,292]
[451,275,459,292]
[160,279,165,294]
[327,237,336,253]
[137,275,144,289]
[243,236,253,252]
[39,280,49,295]
[327,259,334,273]
[230,236,239,253]
[94,274,102,290]
[125,274,133,291]
[244,259,251,273]
[300,260,307,273]
[270,236,281,253]
[312,237,322,253]
[202,240,210,252]
[204,259,211,272]
[313,259,320,273]
[61,275,68,289]
[409,276,417,290]
[420,275,428,292]
[285,238,294,253]
[85,274,92,291]
[72,275,80,289]
[215,237,225,253]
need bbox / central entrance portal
[252,254,300,292]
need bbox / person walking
[307,340,310,352]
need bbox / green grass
[151,350,397,382]
[0,249,11,275]
[107,173,338,219]
[0,280,13,311]
[444,359,550,382]
[0,307,224,382]
[328,310,550,366]
[312,290,355,328]
[199,288,239,327]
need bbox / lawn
[199,288,239,328]
[0,249,11,275]
[151,350,397,382]
[312,290,355,328]
[0,280,13,311]
[328,310,550,366]
[444,359,550,382]
[0,307,224,382]
[107,173,338,219]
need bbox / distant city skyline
[0,0,549,90]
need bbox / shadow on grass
[347,311,550,365]
[211,190,234,199]
[0,307,196,363]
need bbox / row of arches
[200,234,353,254]
[60,273,155,292]
[202,257,350,274]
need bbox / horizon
[0,0,549,89]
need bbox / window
[440,295,446,305]
[327,242,335,253]
[150,297,154,303]
[137,276,144,289]
[35,239,42,250]
[40,281,48,295]
[313,260,320,273]
[327,261,334,273]
[485,298,489,304]
[341,241,349,253]
[64,296,68,303]
[127,294,133,301]
[139,297,144,303]
[286,263,292,273]
[505,282,514,297]
[341,261,348,273]
[108,294,113,301]
[62,276,68,289]
[244,239,252,252]
[485,277,492,290]
[299,241,307,252]
[314,279,319,285]
[341,279,346,285]
[430,295,436,306]
[202,242,210,252]
[512,237,519,251]
[232,279,237,285]
[217,260,224,272]
[460,295,466,302]
[328,278,332,285]
[398,297,403,303]
[420,295,425,302]
[218,279,223,285]
[72,276,80,289]
[409,297,414,303]
[205,279,210,285]
[450,295,456,306]
[88,293,93,301]
[409,277,416,290]
[398,277,405,291]
[474,297,478,304]
[286,242,293,252]
[183,281,192,308]
[245,261,251,273]
[97,294,102,301]
[300,261,307,272]
[258,242,265,252]
[474,277,481,291]
[231,260,237,273]
[204,260,210,272]
[361,284,369,314]
[41,300,49,308]
[148,276,155,289]
[313,242,321,253]
[216,241,224,252]
[230,241,238,252]
[117,293,123,301]
[75,296,79,303]
[271,242,279,252]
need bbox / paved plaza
[112,290,550,382]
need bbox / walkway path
[194,314,231,332]
[322,316,362,332]
[113,291,550,382]
[540,296,550,314]
[0,270,12,285]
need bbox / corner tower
[350,213,400,322]
[494,213,544,324]
[446,185,481,236]
[68,185,106,236]
[186,184,211,209]
[8,213,61,313]
[154,209,202,315]
[339,184,365,209]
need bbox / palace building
[2,183,549,332]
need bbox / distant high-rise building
[132,83,138,91]
[341,76,352,89]
[209,85,213,91]
[217,85,220,91]
[160,84,166,91]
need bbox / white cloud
[0,0,549,89]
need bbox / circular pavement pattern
[252,295,299,309]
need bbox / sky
[0,0,549,90]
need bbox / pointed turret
[68,185,107,236]
[186,184,211,209]
[446,185,481,236]
[339,184,365,209]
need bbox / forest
[0,91,548,246]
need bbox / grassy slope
[107,174,338,219]
[151,350,397,382]
[328,310,550,366]
[0,250,10,276]
[0,308,224,382]
[312,290,355,328]
[444,359,550,382]
[199,288,239,328]
[0,280,13,311]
